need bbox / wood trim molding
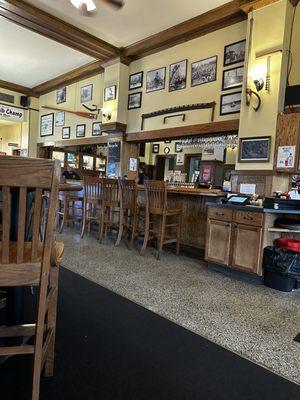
[33,61,104,96]
[123,1,248,60]
[0,0,119,61]
[38,134,124,148]
[101,122,127,133]
[125,120,239,143]
[240,0,280,13]
[0,80,39,97]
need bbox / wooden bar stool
[98,178,120,243]
[81,176,102,238]
[58,186,83,233]
[141,180,182,259]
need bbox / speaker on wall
[139,142,145,157]
[20,96,30,108]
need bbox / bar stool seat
[99,178,120,243]
[81,176,102,238]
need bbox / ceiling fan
[70,0,124,15]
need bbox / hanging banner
[0,103,25,122]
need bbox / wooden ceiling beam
[0,0,120,61]
[0,80,39,97]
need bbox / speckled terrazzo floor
[58,228,300,385]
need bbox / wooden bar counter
[137,185,225,250]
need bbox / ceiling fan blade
[99,0,124,9]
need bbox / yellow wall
[0,122,22,155]
[289,4,300,86]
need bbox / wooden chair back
[119,179,137,211]
[83,175,102,202]
[101,178,119,207]
[144,180,167,215]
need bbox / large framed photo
[80,84,93,103]
[129,71,143,90]
[104,85,117,102]
[175,142,183,153]
[191,56,217,87]
[62,126,70,139]
[152,144,159,154]
[40,113,54,137]
[220,91,242,116]
[239,136,271,162]
[56,87,66,104]
[76,124,86,138]
[146,67,166,93]
[92,121,102,136]
[128,92,142,110]
[224,39,246,67]
[222,66,244,91]
[169,59,187,92]
[55,111,65,127]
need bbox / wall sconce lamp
[101,108,112,121]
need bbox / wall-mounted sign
[277,145,296,169]
[0,103,25,122]
[108,141,121,163]
[129,157,137,172]
[8,143,19,147]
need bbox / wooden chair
[98,178,120,243]
[0,156,63,400]
[58,185,83,233]
[81,176,102,238]
[141,180,182,259]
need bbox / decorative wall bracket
[140,102,216,130]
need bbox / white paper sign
[129,157,137,172]
[240,183,256,195]
[0,103,25,122]
[176,154,184,166]
[277,145,296,168]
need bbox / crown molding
[0,80,39,97]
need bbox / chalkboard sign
[108,141,121,163]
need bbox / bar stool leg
[157,214,166,260]
[140,212,150,255]
[176,214,181,255]
[81,199,87,238]
[130,210,137,250]
[59,197,68,233]
[115,209,124,246]
[98,206,105,243]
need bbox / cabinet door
[231,223,262,274]
[205,220,231,266]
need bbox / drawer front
[233,210,263,226]
[208,207,233,221]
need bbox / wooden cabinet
[205,220,231,266]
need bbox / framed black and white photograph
[238,136,271,162]
[146,67,166,93]
[169,59,187,92]
[152,144,159,154]
[175,142,183,153]
[92,121,102,136]
[80,84,93,103]
[76,124,86,138]
[224,39,246,67]
[129,71,143,90]
[40,113,54,137]
[191,56,217,87]
[55,111,65,127]
[56,87,66,104]
[128,92,142,110]
[104,85,117,102]
[62,126,70,139]
[222,66,244,91]
[220,91,242,116]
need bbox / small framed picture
[55,111,65,127]
[191,56,217,87]
[129,71,143,90]
[104,85,117,102]
[56,87,66,104]
[152,144,159,154]
[40,113,54,137]
[169,59,187,92]
[224,39,246,67]
[80,84,93,103]
[128,92,142,110]
[92,121,102,136]
[175,142,183,153]
[222,66,244,91]
[146,67,166,93]
[164,140,171,143]
[239,136,271,162]
[62,126,70,139]
[76,124,86,138]
[220,91,242,116]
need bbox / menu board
[108,141,121,163]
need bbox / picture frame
[238,136,271,162]
[56,87,66,104]
[152,144,159,154]
[80,84,93,103]
[175,142,183,153]
[220,91,242,116]
[55,111,65,127]
[222,66,244,91]
[104,85,117,102]
[40,113,54,137]
[224,39,246,67]
[146,67,166,93]
[62,126,70,139]
[191,56,217,87]
[128,92,142,110]
[169,59,187,92]
[76,124,86,138]
[129,71,143,90]
[92,121,102,136]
